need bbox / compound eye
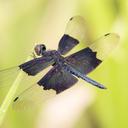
[41,44,46,51]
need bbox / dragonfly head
[34,44,46,56]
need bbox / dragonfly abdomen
[62,62,106,89]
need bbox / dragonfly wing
[12,66,78,110]
[58,16,90,55]
[0,55,54,104]
[19,56,54,76]
[37,65,78,94]
[66,33,120,75]
[13,84,56,110]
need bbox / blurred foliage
[0,0,128,128]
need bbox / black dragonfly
[0,16,119,109]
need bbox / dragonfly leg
[31,52,37,59]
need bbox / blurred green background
[0,0,128,128]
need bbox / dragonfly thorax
[44,50,65,66]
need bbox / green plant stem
[0,70,24,126]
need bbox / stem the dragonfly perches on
[0,57,30,126]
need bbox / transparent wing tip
[104,33,120,39]
[69,15,83,21]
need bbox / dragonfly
[0,16,119,109]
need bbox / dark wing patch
[19,56,54,76]
[58,34,79,55]
[37,66,78,94]
[66,47,102,75]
